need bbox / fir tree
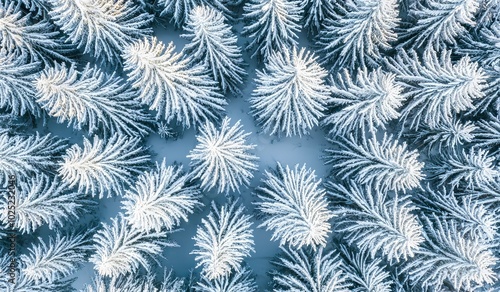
[303,0,335,35]
[386,49,486,130]
[0,2,73,65]
[122,159,202,232]
[158,0,230,28]
[187,117,258,194]
[195,266,257,292]
[0,132,67,187]
[122,37,226,128]
[183,6,246,94]
[0,174,93,234]
[90,214,175,278]
[0,51,41,117]
[242,0,302,59]
[35,63,153,137]
[272,246,351,292]
[192,201,254,280]
[325,134,424,193]
[323,69,405,137]
[48,0,153,65]
[327,181,424,262]
[58,134,150,198]
[250,47,329,137]
[317,0,399,69]
[255,163,334,249]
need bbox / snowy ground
[50,20,331,290]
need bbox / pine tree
[85,273,166,292]
[48,0,153,65]
[428,147,500,189]
[255,163,334,249]
[0,2,74,65]
[35,63,153,137]
[327,181,424,262]
[475,114,500,156]
[339,246,394,292]
[386,49,487,130]
[0,174,93,234]
[183,6,246,94]
[272,246,351,292]
[90,214,175,278]
[0,132,67,187]
[192,201,254,280]
[242,0,302,59]
[122,159,202,232]
[20,230,93,283]
[187,117,258,194]
[0,51,41,117]
[325,134,424,193]
[400,0,479,50]
[317,0,399,69]
[250,47,329,137]
[195,267,257,292]
[158,0,230,28]
[58,134,150,198]
[323,69,404,137]
[303,0,335,35]
[122,37,226,128]
[407,216,497,290]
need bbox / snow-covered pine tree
[195,266,257,292]
[0,2,74,65]
[0,275,74,291]
[407,119,476,155]
[0,51,41,117]
[272,246,351,292]
[16,0,51,16]
[187,117,258,194]
[35,63,153,137]
[415,187,497,240]
[428,147,500,189]
[192,201,254,280]
[123,37,226,128]
[122,159,202,232]
[386,49,487,131]
[0,132,67,187]
[158,0,230,29]
[85,273,164,292]
[400,0,479,50]
[242,0,302,60]
[475,114,500,156]
[90,214,176,278]
[317,0,399,69]
[250,47,329,137]
[0,174,93,234]
[303,0,335,35]
[325,134,424,193]
[58,134,150,198]
[48,0,153,65]
[254,163,333,249]
[20,230,93,284]
[327,181,424,262]
[339,245,394,292]
[183,6,246,94]
[323,69,405,137]
[406,216,497,290]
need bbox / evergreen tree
[317,0,399,69]
[325,134,424,193]
[0,132,67,187]
[324,69,404,137]
[242,0,302,59]
[195,267,257,292]
[255,163,334,249]
[48,0,153,65]
[122,37,226,128]
[122,159,202,232]
[192,201,254,280]
[58,134,150,198]
[35,63,153,137]
[0,51,41,117]
[183,6,246,94]
[187,117,258,194]
[250,47,329,137]
[90,214,175,278]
